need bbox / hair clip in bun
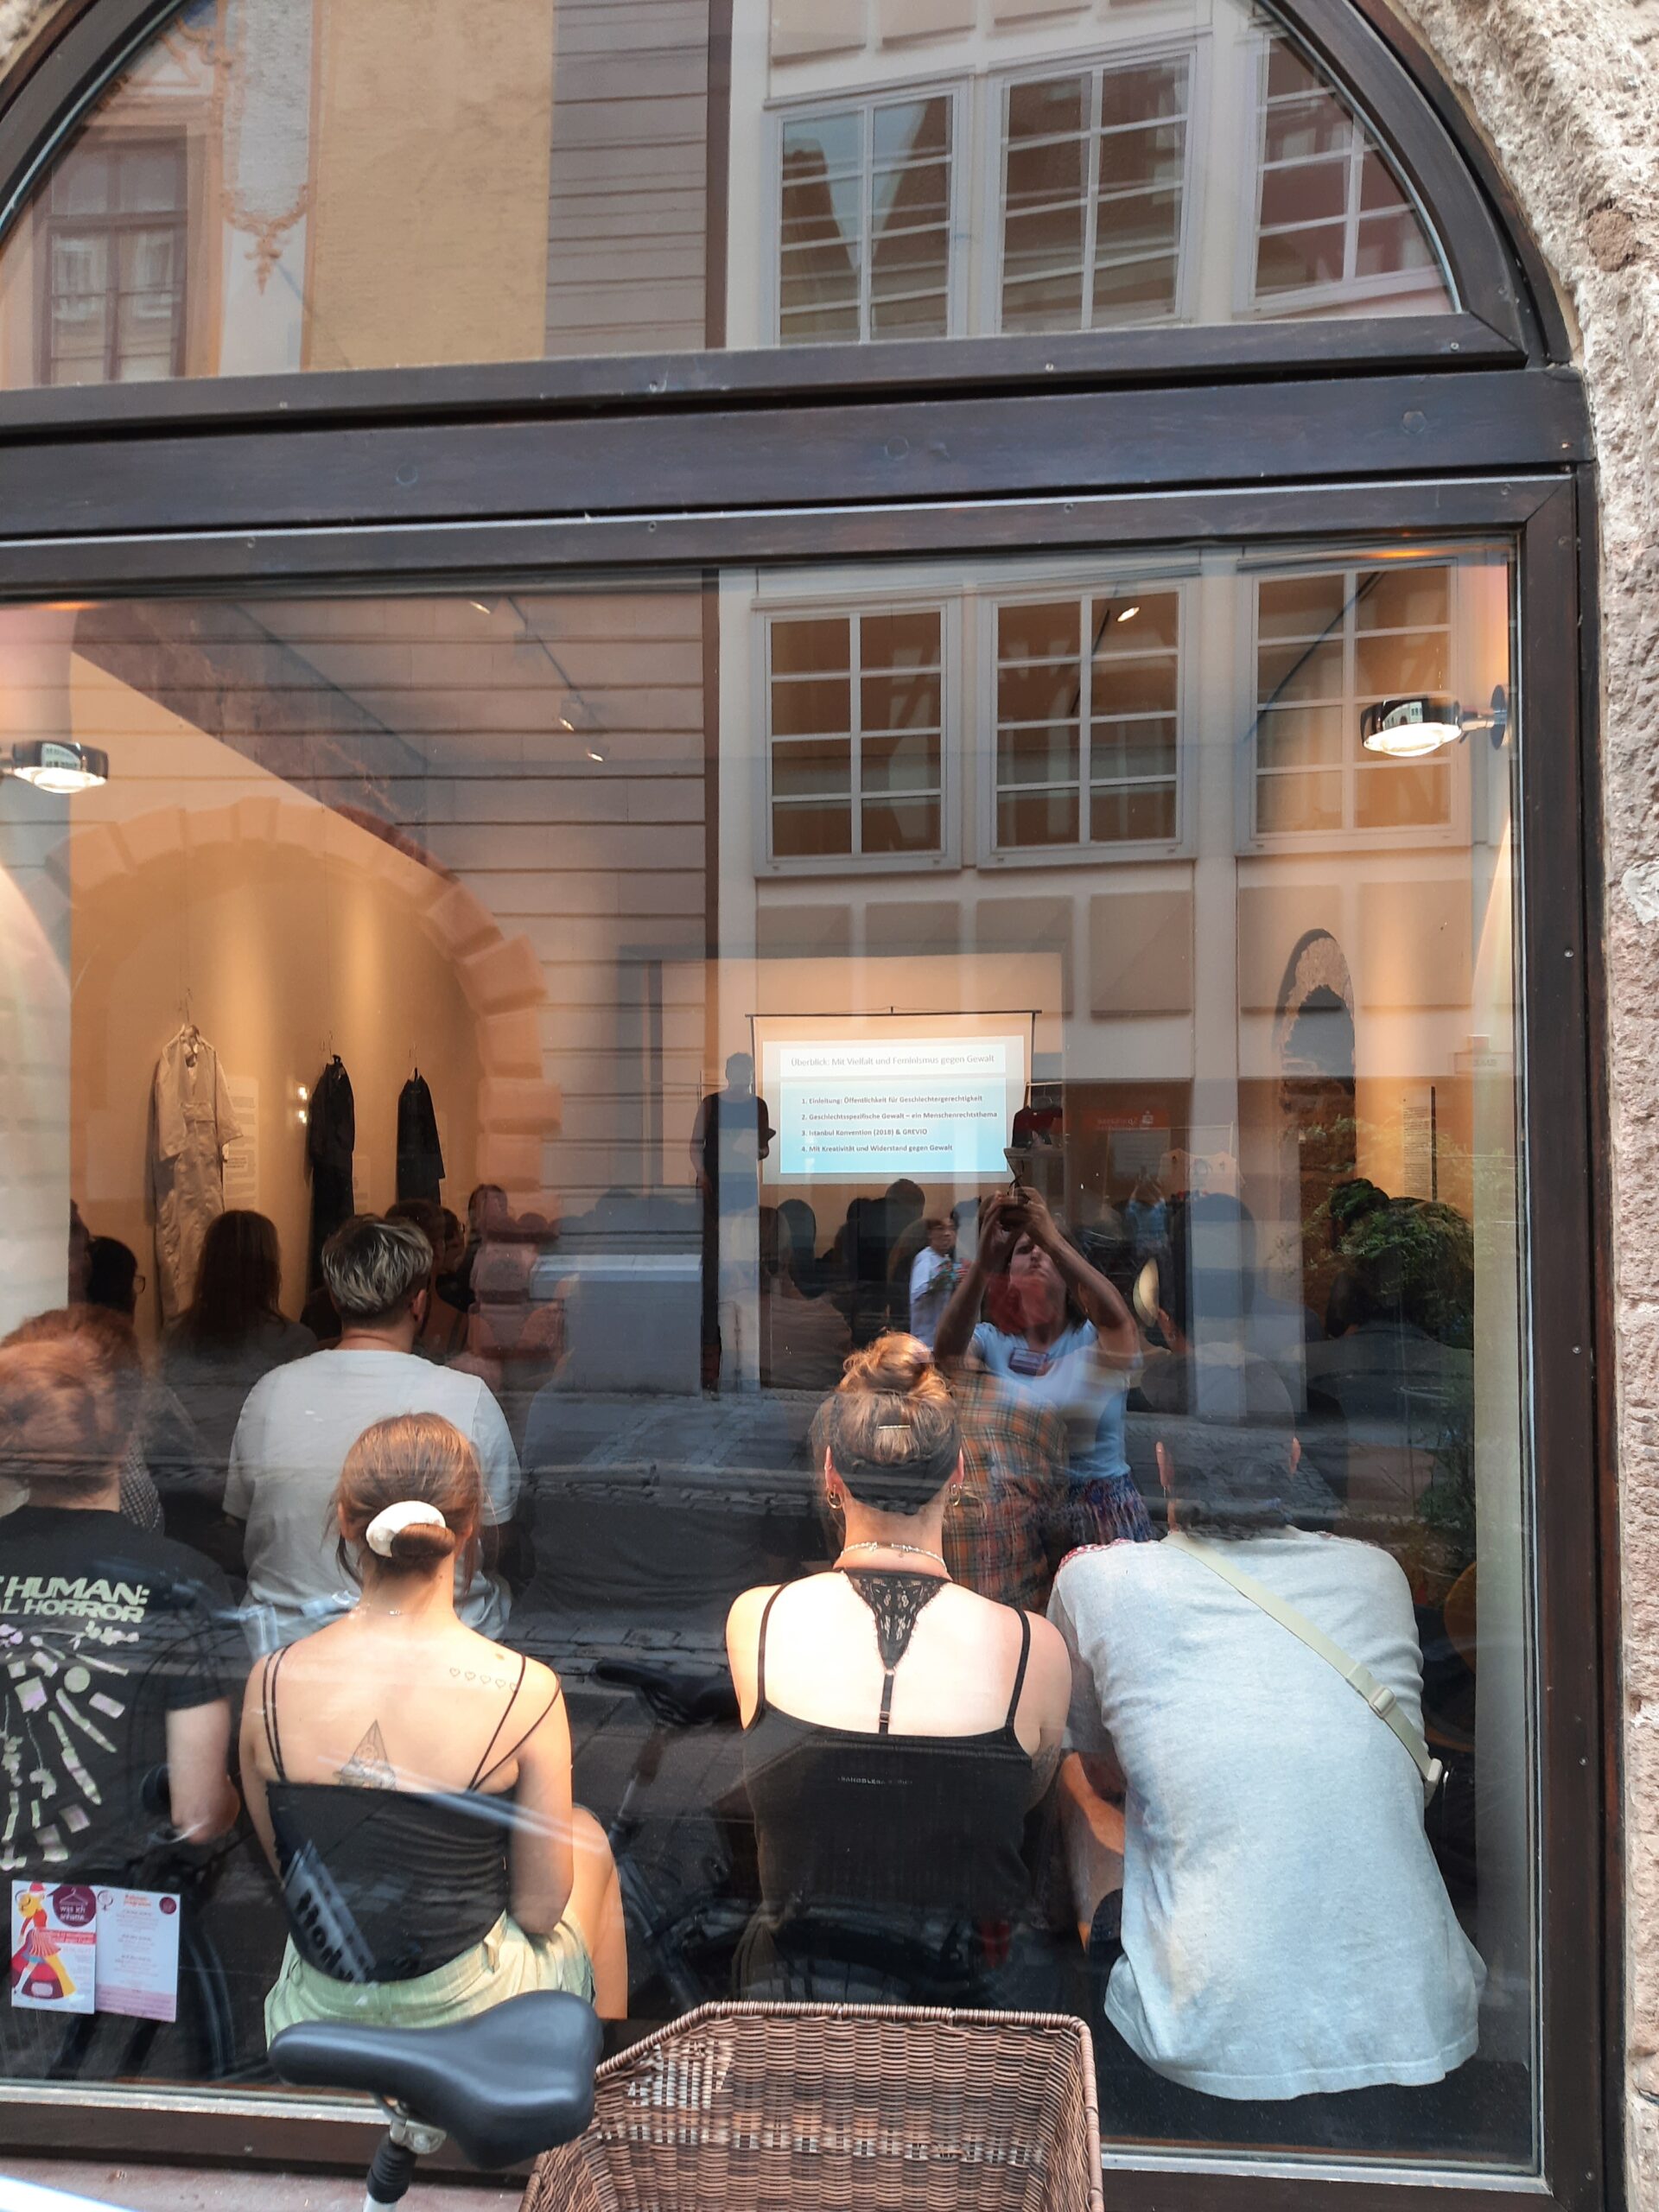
[365,1500,446,1557]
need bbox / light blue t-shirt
[969,1319,1135,1486]
[1050,1529,1484,2099]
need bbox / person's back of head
[181,1208,283,1345]
[321,1215,433,1333]
[333,1411,482,1589]
[821,1332,960,1516]
[86,1237,140,1318]
[385,1198,446,1252]
[1144,1352,1296,1539]
[0,1319,137,1505]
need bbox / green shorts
[264,1910,594,2044]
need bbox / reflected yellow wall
[304,0,557,369]
[64,667,482,1342]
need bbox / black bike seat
[595,1654,739,1727]
[270,1990,601,2171]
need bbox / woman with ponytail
[241,1412,625,2034]
[727,1333,1072,2006]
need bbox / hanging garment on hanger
[307,1057,356,1291]
[149,1027,241,1323]
[397,1070,445,1204]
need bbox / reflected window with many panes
[766,607,945,859]
[1000,55,1192,332]
[779,96,956,345]
[1251,33,1442,310]
[1253,563,1456,836]
[993,588,1180,850]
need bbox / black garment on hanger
[397,1071,445,1205]
[307,1057,355,1290]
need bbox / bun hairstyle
[0,1338,124,1503]
[333,1413,481,1585]
[822,1333,960,1517]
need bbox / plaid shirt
[813,1364,1151,1613]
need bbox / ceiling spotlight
[1115,603,1141,624]
[585,744,607,765]
[3,740,110,792]
[468,598,498,616]
[1360,696,1464,760]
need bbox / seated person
[813,1367,1091,1615]
[935,1187,1150,1544]
[1049,1356,1484,2121]
[0,1327,240,2077]
[240,1412,626,2036]
[727,1334,1071,2007]
[227,1214,519,1645]
[162,1210,316,1476]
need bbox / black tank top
[261,1645,558,1984]
[740,1572,1037,2000]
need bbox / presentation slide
[760,1032,1027,1184]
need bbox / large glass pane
[0,0,1452,389]
[0,540,1529,2179]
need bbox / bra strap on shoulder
[467,1653,530,1789]
[753,1586,785,1721]
[1006,1611,1033,1731]
[263,1643,291,1781]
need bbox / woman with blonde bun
[728,1333,1072,2005]
[241,1412,625,2035]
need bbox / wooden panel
[1090,887,1193,1015]
[0,372,1592,538]
[1236,882,1344,1012]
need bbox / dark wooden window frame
[0,473,1611,2212]
[0,0,1611,2208]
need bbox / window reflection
[0,543,1526,2163]
[0,0,1452,388]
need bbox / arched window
[0,3,1600,2209]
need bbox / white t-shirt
[1049,1529,1484,2100]
[226,1350,520,1645]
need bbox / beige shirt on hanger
[149,1027,241,1322]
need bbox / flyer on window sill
[10,1879,181,2020]
[10,1880,98,2013]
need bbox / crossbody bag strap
[1165,1530,1444,1798]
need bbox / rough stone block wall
[2,0,1658,2192]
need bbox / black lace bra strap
[1005,1611,1033,1732]
[263,1643,291,1781]
[754,1585,786,1720]
[841,1570,948,1736]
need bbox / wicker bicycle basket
[523,2000,1103,2212]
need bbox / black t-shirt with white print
[0,1508,234,1884]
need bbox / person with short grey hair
[227,1215,520,1647]
[322,1212,435,1323]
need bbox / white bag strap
[1165,1530,1443,1798]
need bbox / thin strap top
[466,1654,529,1789]
[841,1569,948,1733]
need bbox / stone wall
[2,0,1658,2193]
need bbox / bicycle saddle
[270,1990,601,2170]
[596,1654,739,1727]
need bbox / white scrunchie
[364,1500,447,1558]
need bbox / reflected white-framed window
[773,88,963,346]
[762,600,951,866]
[982,581,1185,856]
[997,45,1197,334]
[1247,558,1472,842]
[1248,29,1446,314]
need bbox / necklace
[836,1540,949,1573]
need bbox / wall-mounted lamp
[1359,696,1464,760]
[2,741,110,793]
